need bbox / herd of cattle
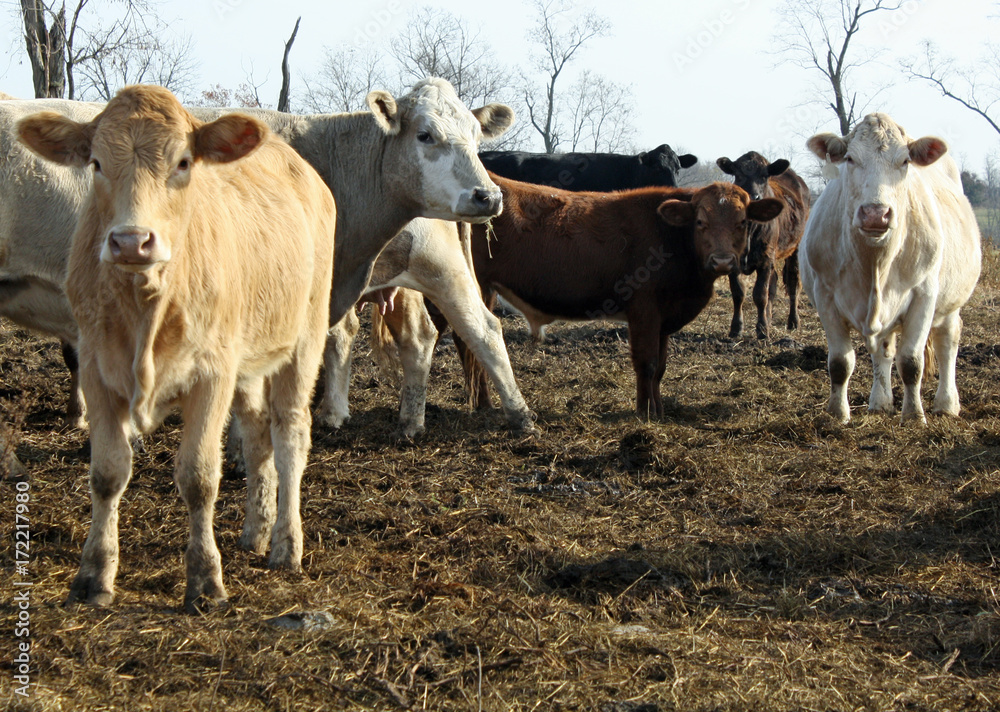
[0,78,981,611]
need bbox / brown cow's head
[368,77,514,222]
[18,85,267,272]
[657,183,784,277]
[806,113,947,240]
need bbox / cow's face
[368,78,512,222]
[807,113,947,241]
[657,183,784,277]
[638,144,698,187]
[18,85,266,273]
[716,151,789,201]
[716,151,791,272]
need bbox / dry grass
[4,249,1000,710]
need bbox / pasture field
[4,249,1000,711]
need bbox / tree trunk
[20,0,66,98]
[277,16,301,113]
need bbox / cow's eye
[845,155,854,165]
[416,131,434,145]
[177,158,190,172]
[90,159,101,173]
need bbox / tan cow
[18,85,337,611]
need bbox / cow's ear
[807,133,848,163]
[716,157,735,175]
[657,199,696,226]
[767,159,790,176]
[747,198,784,223]
[17,112,94,167]
[909,136,947,166]
[473,103,514,140]
[367,90,401,135]
[679,154,698,169]
[195,114,268,163]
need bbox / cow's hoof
[317,409,349,430]
[65,576,114,607]
[396,424,425,440]
[238,527,271,556]
[184,592,228,615]
[900,411,927,425]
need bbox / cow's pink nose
[858,204,892,232]
[708,253,737,274]
[108,228,157,264]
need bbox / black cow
[716,151,810,340]
[478,144,698,191]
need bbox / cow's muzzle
[707,252,738,276]
[460,187,503,221]
[103,226,167,268]
[856,203,893,234]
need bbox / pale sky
[1,0,997,174]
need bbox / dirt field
[3,248,1000,711]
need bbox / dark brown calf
[716,152,810,340]
[449,176,783,417]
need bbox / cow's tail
[457,221,489,409]
[370,306,402,386]
[924,332,938,379]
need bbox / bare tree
[76,31,198,101]
[776,0,904,135]
[19,0,181,100]
[522,0,610,153]
[301,46,388,113]
[20,0,65,97]
[389,7,515,109]
[277,16,301,113]
[902,39,1000,137]
[564,70,636,153]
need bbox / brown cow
[444,176,784,417]
[17,85,337,612]
[716,151,810,339]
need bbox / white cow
[801,113,981,423]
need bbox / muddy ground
[3,249,1000,711]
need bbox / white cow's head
[807,113,948,241]
[367,77,513,222]
[18,85,267,273]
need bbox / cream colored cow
[801,113,981,423]
[18,85,336,612]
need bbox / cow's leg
[66,357,131,606]
[427,284,536,433]
[233,379,276,555]
[728,272,745,339]
[824,320,856,423]
[627,314,664,418]
[318,309,359,429]
[176,375,235,612]
[652,325,672,418]
[930,311,963,417]
[61,340,87,429]
[267,327,327,571]
[378,289,435,438]
[895,296,937,424]
[752,262,773,340]
[867,332,896,415]
[783,252,801,332]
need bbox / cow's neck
[287,113,416,323]
[853,223,905,336]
